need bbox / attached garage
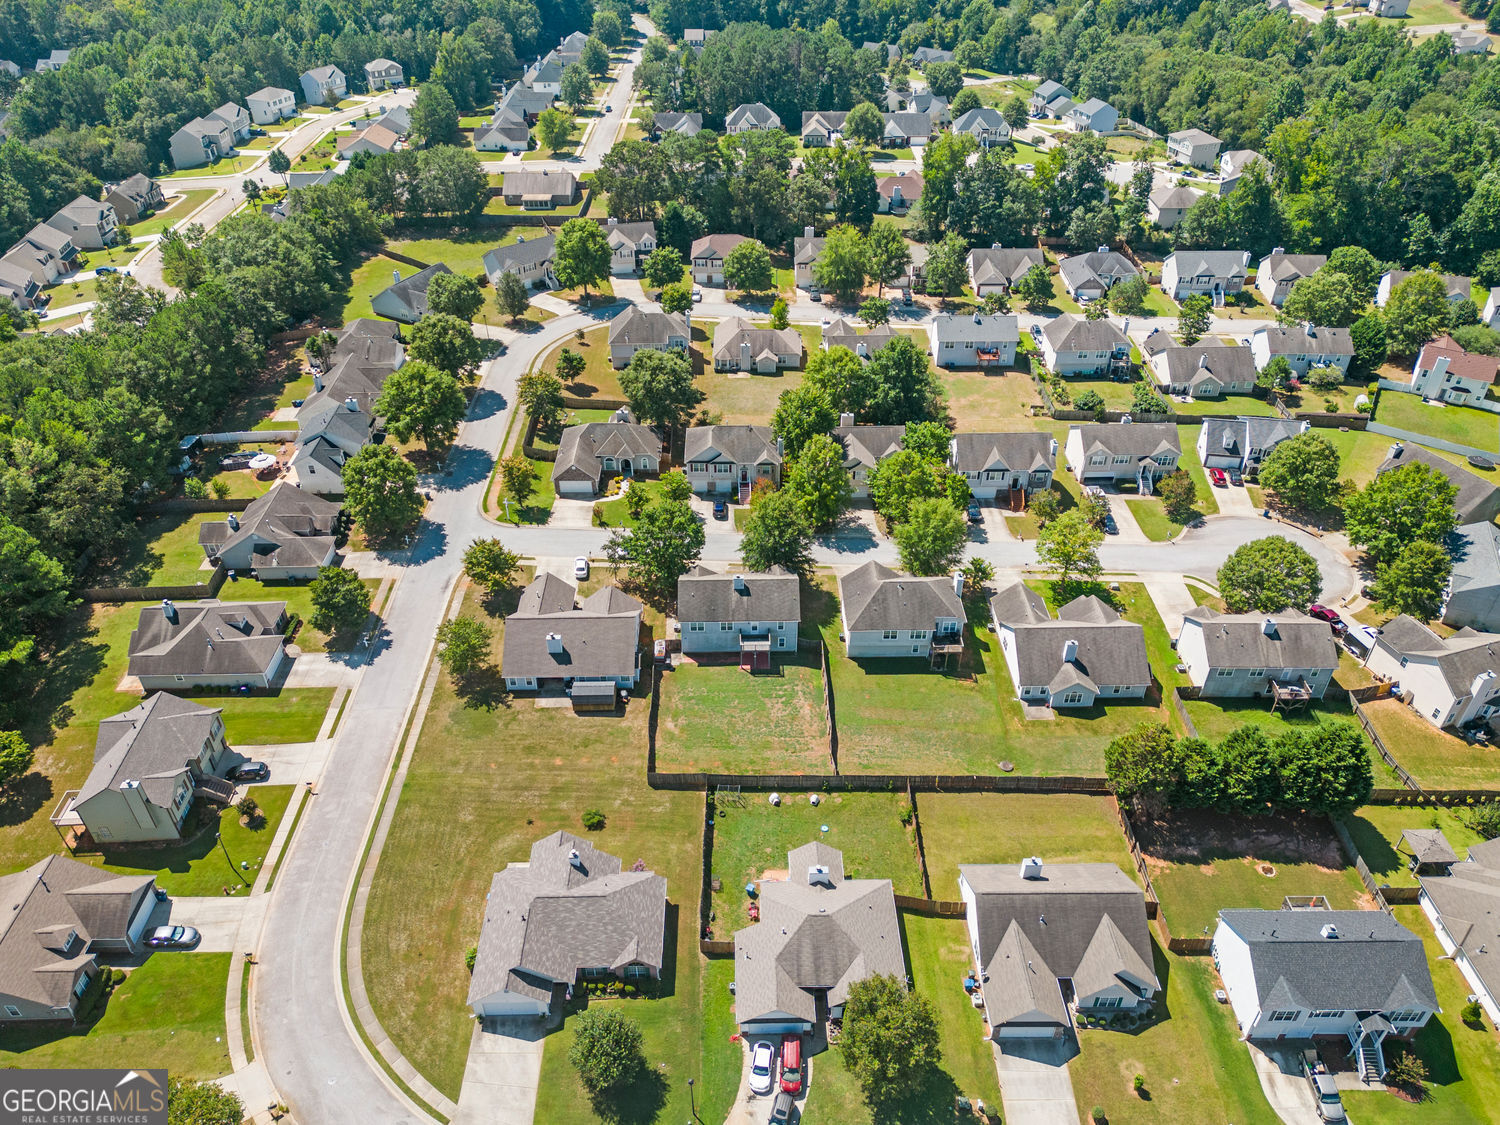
[472,989,550,1019]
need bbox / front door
[739,468,749,484]
[621,460,633,478]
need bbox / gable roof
[1069,422,1180,460]
[711,316,801,364]
[882,111,931,138]
[653,112,702,135]
[677,566,801,624]
[1033,80,1072,102]
[877,172,924,202]
[1373,615,1500,697]
[501,170,576,200]
[608,305,688,347]
[1200,416,1308,460]
[689,233,747,261]
[1168,128,1219,147]
[1155,343,1257,388]
[500,576,643,680]
[304,64,343,83]
[1377,442,1500,524]
[822,317,899,358]
[1382,270,1473,301]
[1149,184,1204,213]
[1255,323,1353,357]
[1259,252,1327,284]
[801,110,848,136]
[1416,336,1500,383]
[726,103,780,129]
[968,247,1043,287]
[551,421,660,485]
[1041,314,1129,354]
[371,262,451,320]
[484,232,557,277]
[839,561,962,631]
[1419,842,1500,1007]
[990,583,1151,690]
[1166,249,1250,279]
[127,600,286,680]
[1181,607,1338,671]
[684,425,780,467]
[1447,521,1500,601]
[196,481,341,569]
[607,221,656,252]
[951,431,1054,474]
[1058,251,1139,292]
[80,693,222,804]
[832,425,905,471]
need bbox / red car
[1208,467,1228,487]
[1307,605,1347,634]
[780,1036,803,1095]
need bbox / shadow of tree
[869,1064,963,1125]
[588,1064,668,1125]
[455,665,511,711]
[0,772,55,829]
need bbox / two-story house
[950,432,1055,501]
[1399,336,1499,404]
[1218,149,1272,196]
[605,219,656,276]
[1166,128,1221,169]
[300,65,347,106]
[1249,324,1354,378]
[104,173,165,223]
[838,562,964,660]
[364,57,404,90]
[689,234,747,285]
[1150,341,1257,397]
[1197,417,1309,475]
[1029,79,1075,117]
[167,115,237,170]
[831,420,905,497]
[1376,269,1473,309]
[1038,315,1130,376]
[929,312,1019,368]
[951,107,1010,147]
[1366,615,1500,731]
[1065,98,1118,134]
[683,425,782,497]
[207,102,251,142]
[45,196,116,250]
[1255,251,1327,307]
[246,86,297,126]
[1146,184,1203,230]
[801,111,847,147]
[1175,607,1338,699]
[677,566,801,663]
[1064,423,1181,491]
[607,305,689,369]
[1160,249,1251,302]
[793,228,824,289]
[967,247,1043,296]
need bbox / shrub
[184,477,208,499]
[1133,1074,1145,1092]
[112,968,127,985]
[236,795,260,819]
[1386,1050,1428,1095]
[581,808,606,831]
[897,802,913,826]
[465,945,478,972]
[1091,1107,1106,1123]
[1462,1000,1484,1026]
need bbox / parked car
[1208,467,1228,487]
[229,761,269,782]
[713,499,728,520]
[146,925,201,949]
[808,287,822,303]
[691,287,703,303]
[780,1037,803,1094]
[1102,512,1118,535]
[901,288,913,306]
[605,104,613,112]
[749,1042,776,1096]
[1227,467,1243,486]
[94,266,117,275]
[1301,1049,1346,1123]
[1307,605,1345,634]
[967,501,982,523]
[574,556,590,579]
[769,1091,795,1123]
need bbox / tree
[723,238,773,293]
[642,246,684,290]
[464,538,521,592]
[1217,536,1322,612]
[1074,389,1106,416]
[923,233,970,298]
[1257,354,1294,398]
[772,385,839,459]
[415,146,488,217]
[866,335,943,425]
[267,148,291,181]
[895,496,969,575]
[804,346,875,418]
[1281,269,1362,328]
[660,280,692,314]
[561,62,594,113]
[603,496,704,599]
[660,470,692,502]
[1344,463,1458,565]
[865,222,912,296]
[859,296,891,328]
[1132,382,1168,416]
[786,433,854,529]
[844,101,885,146]
[242,179,261,203]
[342,444,423,540]
[1105,723,1185,819]
[769,298,790,329]
[410,82,459,147]
[1036,509,1104,588]
[0,517,71,672]
[424,272,484,322]
[740,488,814,573]
[593,8,624,47]
[1083,300,1109,322]
[517,371,567,432]
[499,456,537,509]
[1215,725,1281,813]
[553,218,612,297]
[535,109,576,154]
[376,360,468,449]
[839,975,942,1107]
[0,730,34,789]
[1002,94,1028,130]
[813,224,869,301]
[581,36,610,77]
[309,566,372,636]
[951,88,981,117]
[1013,263,1055,311]
[409,313,484,381]
[555,348,586,384]
[1385,270,1454,355]
[168,1076,243,1125]
[494,271,531,322]
[1256,431,1341,512]
[1276,722,1372,817]
[923,61,964,99]
[569,1008,646,1096]
[1157,470,1198,523]
[436,616,491,678]
[1325,245,1382,299]
[1178,295,1212,345]
[869,449,962,524]
[902,421,952,464]
[1372,540,1451,620]
[619,349,703,429]
[960,557,996,597]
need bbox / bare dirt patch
[1133,808,1345,870]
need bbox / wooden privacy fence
[145,498,254,513]
[82,564,227,604]
[1349,693,1424,794]
[893,894,966,917]
[648,772,1112,794]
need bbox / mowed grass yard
[1182,694,1361,744]
[940,367,1044,429]
[363,583,739,1121]
[1376,393,1500,452]
[537,325,628,401]
[1342,804,1485,889]
[0,953,233,1078]
[901,914,1004,1111]
[655,650,831,774]
[706,791,921,937]
[1360,698,1500,789]
[132,189,215,237]
[1322,426,1500,489]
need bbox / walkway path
[1140,576,1200,637]
[992,1039,1079,1125]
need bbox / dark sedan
[229,762,269,782]
[146,925,201,949]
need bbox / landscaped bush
[1386,1049,1429,1097]
[581,808,606,831]
[465,945,477,972]
[1462,1000,1484,1026]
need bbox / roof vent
[546,633,563,654]
[1389,442,1404,460]
[1021,856,1044,880]
[1263,618,1278,637]
[734,574,747,592]
[1097,245,1109,255]
[227,513,240,531]
[1320,924,1339,939]
[808,865,834,887]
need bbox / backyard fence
[1299,413,1368,430]
[813,637,838,773]
[1350,693,1424,794]
[1113,798,1202,951]
[1168,688,1199,738]
[892,894,966,917]
[381,247,431,270]
[1365,420,1498,461]
[198,431,298,444]
[647,772,1112,794]
[82,564,227,604]
[520,412,558,462]
[561,395,630,411]
[908,780,932,900]
[144,498,254,513]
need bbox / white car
[749,1041,775,1096]
[574,557,590,579]
[691,287,703,303]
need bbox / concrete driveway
[1248,1044,1324,1125]
[991,1038,1079,1125]
[1217,480,1260,518]
[151,895,267,954]
[451,1018,547,1125]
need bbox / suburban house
[364,57,404,90]
[1484,286,1499,328]
[684,28,715,49]
[197,483,341,580]
[0,260,43,310]
[500,171,578,210]
[712,317,802,373]
[1029,79,1075,117]
[1399,335,1500,404]
[683,425,782,497]
[296,331,406,454]
[863,41,901,62]
[286,437,351,496]
[911,46,954,65]
[1376,270,1473,308]
[733,842,904,1036]
[0,855,160,1023]
[960,859,1159,1038]
[1149,341,1258,397]
[167,116,237,170]
[483,232,557,290]
[207,102,251,142]
[1442,522,1500,632]
[725,103,781,133]
[523,57,563,94]
[677,566,801,660]
[1166,128,1222,168]
[1418,836,1500,1023]
[127,600,289,691]
[689,234,747,285]
[1365,615,1500,731]
[1038,315,1130,376]
[1447,28,1493,53]
[1212,907,1436,1079]
[950,432,1056,501]
[967,246,1043,296]
[652,112,702,137]
[1175,607,1338,699]
[607,305,689,369]
[838,561,964,660]
[901,92,950,124]
[500,575,645,697]
[1058,251,1139,303]
[801,110,847,146]
[1218,149,1272,195]
[1139,327,1175,361]
[822,316,898,360]
[1368,0,1410,15]
[877,172,923,213]
[1146,183,1203,230]
[500,84,555,122]
[1249,324,1354,377]
[1064,423,1181,491]
[929,312,1020,368]
[35,49,71,72]
[0,60,17,77]
[793,229,824,288]
[1377,442,1500,524]
[104,173,165,223]
[467,832,665,1018]
[13,222,78,279]
[44,195,116,250]
[551,414,661,497]
[336,123,401,158]
[1160,249,1251,302]
[1066,98,1119,133]
[4,243,63,292]
[1196,417,1310,474]
[990,584,1150,706]
[300,65,347,106]
[474,108,531,152]
[1255,251,1327,306]
[605,219,656,275]
[951,106,1010,147]
[832,421,905,497]
[369,263,452,324]
[246,86,296,125]
[57,693,235,845]
[880,111,932,146]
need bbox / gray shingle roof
[1373,615,1500,696]
[840,561,963,632]
[684,425,780,468]
[501,170,576,201]
[1402,828,1458,865]
[990,584,1151,690]
[711,317,802,364]
[1041,314,1129,354]
[689,233,747,262]
[950,431,1055,474]
[1447,521,1500,605]
[677,566,800,625]
[551,421,660,485]
[1168,128,1219,146]
[607,305,688,347]
[1419,844,1500,1007]
[952,107,1008,136]
[1069,422,1179,460]
[80,693,222,804]
[968,247,1043,288]
[930,313,1020,346]
[1167,249,1251,281]
[821,317,898,358]
[127,600,287,680]
[832,425,905,470]
[484,232,557,277]
[1149,184,1204,212]
[197,481,340,570]
[1200,416,1307,461]
[1383,270,1473,301]
[372,262,451,321]
[726,103,780,129]
[801,111,848,136]
[1255,323,1353,357]
[1182,607,1338,671]
[1259,253,1327,284]
[500,576,642,680]
[1377,443,1500,524]
[1058,251,1138,293]
[1155,343,1256,388]
[653,112,702,135]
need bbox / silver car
[749,1041,775,1096]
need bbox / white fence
[197,430,298,444]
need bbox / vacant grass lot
[1360,698,1500,789]
[536,325,628,400]
[941,367,1044,428]
[706,790,921,936]
[363,584,737,1121]
[655,650,830,773]
[1343,805,1484,889]
[0,953,233,1078]
[1376,393,1500,452]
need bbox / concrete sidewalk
[1141,577,1200,638]
[451,1019,547,1125]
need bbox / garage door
[126,890,156,945]
[994,1023,1059,1039]
[742,1021,808,1037]
[476,995,547,1018]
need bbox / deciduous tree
[561,62,594,113]
[553,218,612,297]
[494,271,531,321]
[1372,540,1451,620]
[619,349,703,429]
[1157,469,1198,523]
[1256,431,1342,512]
[517,371,567,432]
[1217,536,1322,612]
[603,496,704,598]
[642,246,685,289]
[785,433,854,529]
[341,444,424,541]
[844,101,884,146]
[771,384,839,459]
[426,272,484,321]
[839,975,942,1107]
[376,359,468,448]
[535,109,576,154]
[408,313,484,381]
[812,224,869,301]
[1344,462,1457,565]
[1385,270,1454,355]
[740,487,813,573]
[436,616,491,678]
[570,1008,646,1096]
[464,538,522,592]
[894,496,968,575]
[410,83,460,147]
[1036,508,1103,587]
[723,238,773,293]
[1178,294,1212,345]
[1013,262,1054,311]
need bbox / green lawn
[696,364,804,426]
[0,953,233,1079]
[1340,906,1500,1125]
[537,325,629,401]
[388,230,519,278]
[799,1042,870,1124]
[1182,695,1359,744]
[1342,804,1485,889]
[161,154,260,179]
[901,913,1004,1110]
[1358,698,1500,789]
[341,254,419,323]
[1168,394,1281,417]
[184,688,334,744]
[492,455,556,524]
[656,651,831,774]
[88,510,215,589]
[81,785,293,895]
[1320,426,1500,489]
[132,189,215,237]
[941,368,1044,429]
[594,477,663,528]
[1376,393,1500,453]
[364,584,739,1119]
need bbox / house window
[1309,1010,1344,1019]
[1268,1010,1299,1022]
[720,623,734,631]
[778,637,786,648]
[1113,455,1129,465]
[776,622,785,631]
[1215,668,1234,677]
[580,967,610,980]
[688,622,705,632]
[4,1005,21,1017]
[1090,455,1106,466]
[883,630,899,640]
[689,462,707,473]
[1390,1010,1424,1024]
[912,645,921,654]
[1433,708,1443,720]
[713,463,731,474]
[1249,669,1265,678]
[73,973,90,998]
[1061,691,1085,705]
[175,675,185,682]
[1093,995,1123,1009]
[911,630,928,640]
[623,964,650,980]
[1110,685,1122,695]
[1399,657,1409,668]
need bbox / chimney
[313,372,323,392]
[119,779,156,830]
[546,632,563,654]
[857,341,868,358]
[1320,923,1340,939]
[839,412,855,427]
[973,311,982,324]
[953,570,965,598]
[1271,247,1283,257]
[1062,638,1078,663]
[1020,856,1044,880]
[161,599,177,624]
[1198,353,1208,369]
[607,216,618,227]
[1471,670,1496,700]
[1097,245,1109,254]
[808,864,834,886]
[344,396,358,411]
[393,268,402,284]
[734,574,747,592]
[1262,618,1278,637]
[1389,441,1404,460]
[227,514,240,531]
[1432,355,1451,381]
[804,226,815,239]
[569,847,583,868]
